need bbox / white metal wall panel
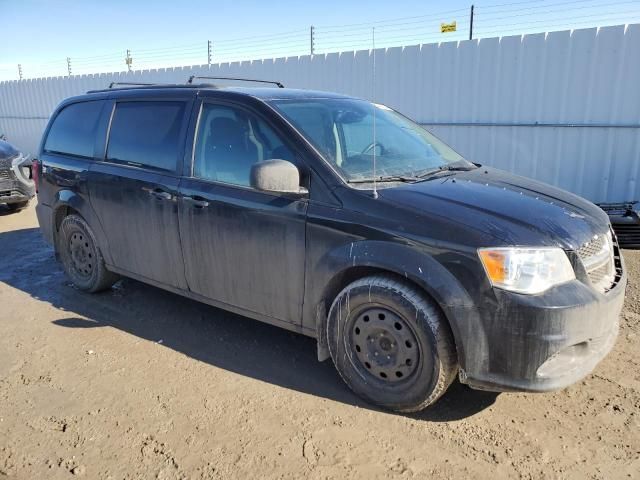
[1,24,639,203]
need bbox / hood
[378,167,610,250]
[0,140,19,161]
[0,140,21,171]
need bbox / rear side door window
[193,103,295,187]
[107,101,187,172]
[44,101,104,158]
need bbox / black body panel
[88,162,187,289]
[178,178,307,323]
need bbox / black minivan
[35,80,626,412]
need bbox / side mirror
[250,159,307,196]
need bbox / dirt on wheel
[0,203,638,479]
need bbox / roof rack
[87,82,218,94]
[108,82,161,88]
[187,75,284,88]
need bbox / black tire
[6,200,29,211]
[58,214,119,293]
[327,274,457,412]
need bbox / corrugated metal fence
[1,24,639,203]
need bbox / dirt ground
[0,203,638,480]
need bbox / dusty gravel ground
[0,203,638,480]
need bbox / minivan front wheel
[327,275,457,412]
[58,215,118,292]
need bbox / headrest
[208,117,246,145]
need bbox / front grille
[577,232,616,293]
[577,234,606,259]
[587,261,612,285]
[0,190,22,198]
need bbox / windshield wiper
[347,161,476,184]
[416,162,476,179]
[347,175,419,184]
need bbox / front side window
[44,101,103,158]
[270,98,472,183]
[107,101,186,171]
[193,103,295,187]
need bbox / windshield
[269,98,473,183]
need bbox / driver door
[177,100,308,325]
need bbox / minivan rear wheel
[58,215,119,292]
[327,275,457,412]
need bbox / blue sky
[1,0,637,80]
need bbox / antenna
[372,27,378,199]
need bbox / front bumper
[0,188,32,204]
[455,263,627,393]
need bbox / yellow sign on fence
[441,21,457,33]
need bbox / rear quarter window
[106,101,186,172]
[44,101,104,158]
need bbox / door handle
[182,195,210,208]
[144,187,173,201]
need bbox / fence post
[126,49,132,72]
[208,40,212,66]
[17,64,23,80]
[469,4,475,40]
[66,57,72,77]
[310,25,315,55]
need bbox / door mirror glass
[250,159,306,195]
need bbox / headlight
[478,247,575,294]
[11,153,33,186]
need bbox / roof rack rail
[86,82,211,94]
[108,82,159,88]
[187,76,284,88]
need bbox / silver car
[0,138,35,211]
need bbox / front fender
[306,239,486,371]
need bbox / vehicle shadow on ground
[0,204,23,216]
[0,227,498,421]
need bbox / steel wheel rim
[68,231,94,279]
[348,306,420,383]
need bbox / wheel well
[54,205,80,234]
[321,266,389,314]
[53,206,82,255]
